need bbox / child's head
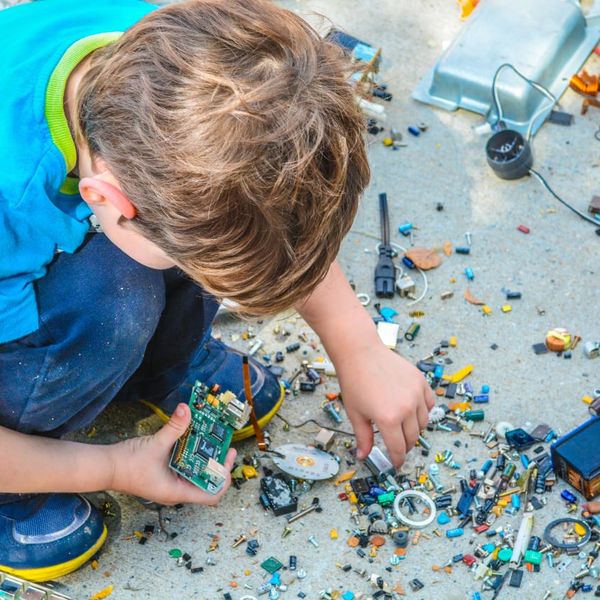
[75,0,370,315]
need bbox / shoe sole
[141,384,285,442]
[0,524,107,583]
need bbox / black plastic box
[551,417,600,500]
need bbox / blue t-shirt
[0,0,156,344]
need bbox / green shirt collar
[45,32,123,188]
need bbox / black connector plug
[375,244,395,298]
[374,192,395,298]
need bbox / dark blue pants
[0,234,219,502]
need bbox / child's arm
[0,403,235,505]
[296,261,434,466]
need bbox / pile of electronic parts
[148,334,600,600]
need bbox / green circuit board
[169,381,250,494]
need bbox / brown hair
[76,0,370,315]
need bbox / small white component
[377,321,400,349]
[395,275,416,297]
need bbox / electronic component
[260,475,298,517]
[551,417,600,500]
[260,557,283,574]
[364,446,394,477]
[169,381,251,494]
[272,444,339,480]
[508,569,523,587]
[0,572,71,599]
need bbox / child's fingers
[154,403,191,449]
[224,448,237,470]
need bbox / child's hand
[110,403,236,506]
[336,344,434,466]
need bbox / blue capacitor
[455,246,471,254]
[452,553,464,563]
[481,385,490,394]
[398,223,413,235]
[511,494,521,510]
[464,267,474,280]
[408,125,421,137]
[481,459,493,474]
[560,489,577,504]
[472,593,482,600]
[369,486,386,497]
[473,394,489,404]
[402,256,416,269]
[520,454,530,469]
[434,365,444,379]
[446,528,464,538]
[482,543,496,554]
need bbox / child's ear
[79,177,137,219]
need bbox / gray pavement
[3,0,600,598]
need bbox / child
[0,0,434,581]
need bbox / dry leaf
[405,247,442,270]
[464,287,485,305]
[443,241,453,256]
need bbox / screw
[281,527,292,538]
[429,473,444,492]
[308,535,320,548]
[287,498,321,524]
[232,534,247,548]
[465,232,472,246]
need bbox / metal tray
[413,0,600,135]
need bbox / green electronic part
[169,381,250,494]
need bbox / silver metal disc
[272,444,340,480]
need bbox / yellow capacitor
[501,305,512,313]
[449,336,458,347]
[482,305,492,315]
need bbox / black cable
[529,169,600,227]
[274,412,381,438]
[275,413,356,436]
[379,192,390,246]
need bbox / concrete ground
[3,0,600,598]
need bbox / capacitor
[402,256,416,269]
[299,381,316,392]
[506,291,522,299]
[446,528,464,538]
[561,490,577,504]
[463,409,484,421]
[473,394,489,404]
[398,223,413,235]
[286,342,300,353]
[464,267,474,280]
[289,555,297,571]
[404,322,421,341]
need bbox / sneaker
[146,336,284,441]
[0,494,107,582]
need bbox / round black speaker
[485,129,533,180]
